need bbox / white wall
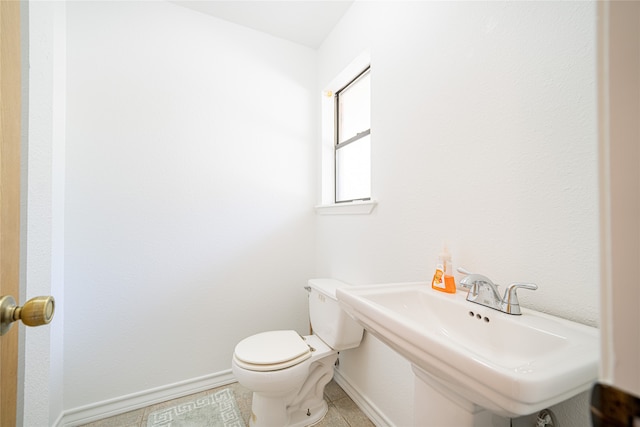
[23,1,603,425]
[64,1,317,415]
[317,2,598,426]
[22,1,66,426]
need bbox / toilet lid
[234,330,311,372]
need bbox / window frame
[334,66,371,204]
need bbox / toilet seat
[233,330,312,372]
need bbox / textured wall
[22,2,66,426]
[64,1,317,411]
[317,2,598,426]
[29,1,601,424]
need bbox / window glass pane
[338,71,370,144]
[336,135,371,202]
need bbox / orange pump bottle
[431,245,456,293]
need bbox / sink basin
[336,282,599,417]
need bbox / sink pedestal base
[413,366,509,427]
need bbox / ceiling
[172,1,355,49]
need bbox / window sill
[315,200,377,215]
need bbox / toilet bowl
[231,279,364,427]
[232,332,336,427]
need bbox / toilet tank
[307,279,364,351]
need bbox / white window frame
[316,52,376,215]
[334,66,371,203]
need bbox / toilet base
[247,345,337,427]
[286,399,328,427]
[249,395,328,427]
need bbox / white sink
[336,282,599,418]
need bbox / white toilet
[231,279,364,427]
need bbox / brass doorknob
[0,295,55,336]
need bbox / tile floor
[80,379,374,427]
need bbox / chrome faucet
[457,268,538,315]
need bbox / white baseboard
[57,368,391,427]
[57,370,236,427]
[333,368,394,427]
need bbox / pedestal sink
[336,282,599,426]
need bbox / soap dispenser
[431,245,456,293]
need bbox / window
[334,67,371,203]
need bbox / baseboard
[57,370,236,426]
[333,368,394,427]
[51,411,64,427]
[57,367,390,426]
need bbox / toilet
[231,279,364,427]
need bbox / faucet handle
[456,267,473,275]
[502,282,538,315]
[456,267,474,289]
